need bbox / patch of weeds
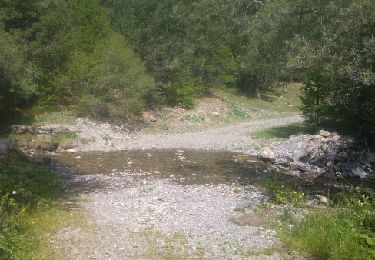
[280,187,375,259]
[0,161,81,259]
[51,132,78,148]
[229,105,248,118]
[155,123,170,133]
[252,123,318,140]
[142,229,193,259]
[234,207,246,213]
[182,114,204,124]
[10,133,34,144]
[280,207,296,223]
[34,110,76,125]
[262,176,305,207]
[213,83,302,115]
[264,247,276,256]
[233,187,242,194]
[101,134,113,145]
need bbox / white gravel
[71,115,303,153]
[57,171,287,259]
[54,116,305,259]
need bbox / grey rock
[0,138,17,154]
[352,167,367,179]
[54,126,72,134]
[36,126,53,135]
[319,130,331,137]
[316,195,329,205]
[292,150,307,162]
[11,125,35,134]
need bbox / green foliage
[103,0,261,101]
[0,162,64,258]
[182,114,204,124]
[262,176,306,207]
[282,188,375,259]
[51,132,78,148]
[0,0,155,121]
[0,25,35,121]
[287,0,375,140]
[0,163,63,207]
[60,33,155,120]
[229,106,248,119]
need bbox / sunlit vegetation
[0,161,84,259]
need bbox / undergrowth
[0,161,74,259]
[261,172,375,259]
[261,174,306,207]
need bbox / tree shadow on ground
[253,123,318,140]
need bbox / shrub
[59,33,155,121]
[0,162,64,258]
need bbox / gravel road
[73,115,303,153]
[54,116,304,259]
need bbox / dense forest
[1,0,374,141]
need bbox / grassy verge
[212,83,302,114]
[252,123,318,140]
[0,161,81,259]
[261,175,375,259]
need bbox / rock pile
[263,130,375,179]
[11,125,71,135]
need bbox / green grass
[10,132,78,151]
[261,172,375,259]
[213,83,302,114]
[279,188,375,259]
[261,175,306,207]
[229,105,248,118]
[33,109,77,125]
[182,114,205,124]
[51,132,78,148]
[282,208,375,259]
[0,161,84,259]
[252,123,318,140]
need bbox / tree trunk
[256,86,261,99]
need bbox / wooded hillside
[1,0,374,141]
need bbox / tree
[0,25,35,120]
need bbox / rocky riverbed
[51,149,302,259]
[3,114,374,259]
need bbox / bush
[165,82,203,109]
[0,25,35,120]
[0,162,64,258]
[58,33,155,121]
